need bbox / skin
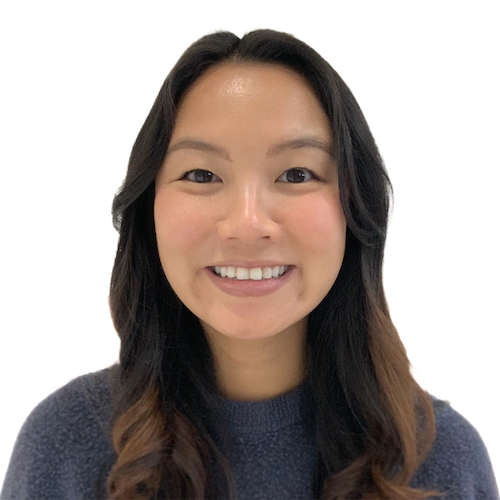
[154,63,346,401]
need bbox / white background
[1,0,498,488]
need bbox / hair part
[106,29,440,499]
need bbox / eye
[180,169,221,183]
[277,167,320,183]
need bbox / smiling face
[154,63,346,344]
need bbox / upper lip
[208,262,292,268]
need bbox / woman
[1,29,498,500]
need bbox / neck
[202,319,309,401]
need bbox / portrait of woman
[1,26,498,500]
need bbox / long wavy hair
[105,29,439,499]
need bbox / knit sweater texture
[1,365,498,500]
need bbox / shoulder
[19,364,118,441]
[410,396,499,499]
[1,365,119,500]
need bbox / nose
[216,182,281,244]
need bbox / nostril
[216,219,281,244]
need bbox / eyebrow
[267,137,333,157]
[167,139,232,161]
[166,136,334,161]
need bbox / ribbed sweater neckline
[214,379,315,435]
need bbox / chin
[201,315,305,342]
[224,328,282,341]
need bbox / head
[108,30,435,500]
[154,61,347,353]
[111,29,390,356]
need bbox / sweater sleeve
[410,399,499,500]
[0,370,117,500]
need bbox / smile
[206,265,295,297]
[212,265,289,280]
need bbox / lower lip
[205,266,295,297]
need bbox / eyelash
[179,167,323,184]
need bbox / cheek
[154,192,211,255]
[289,192,346,247]
[289,193,346,300]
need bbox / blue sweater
[1,365,498,500]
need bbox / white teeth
[249,268,262,280]
[236,268,249,280]
[262,267,273,279]
[213,265,289,280]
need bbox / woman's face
[154,63,346,342]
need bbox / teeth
[213,265,289,280]
[236,268,249,280]
[249,268,262,280]
[262,267,273,279]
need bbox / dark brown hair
[106,29,439,499]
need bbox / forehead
[172,62,331,143]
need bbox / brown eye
[181,169,221,183]
[277,168,318,183]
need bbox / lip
[205,265,295,297]
[210,261,291,268]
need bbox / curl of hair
[106,29,441,499]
